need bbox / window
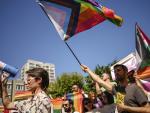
[36,64,41,68]
[16,85,24,90]
[7,84,12,89]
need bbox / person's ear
[35,77,42,84]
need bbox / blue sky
[0,0,150,78]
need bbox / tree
[83,75,95,93]
[83,64,111,93]
[48,60,118,98]
[48,72,84,98]
[83,60,118,92]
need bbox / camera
[0,61,19,77]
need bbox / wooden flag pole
[65,41,81,65]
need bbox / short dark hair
[68,99,73,105]
[114,64,128,72]
[83,98,92,105]
[72,83,82,89]
[26,68,49,90]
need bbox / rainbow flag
[136,24,150,79]
[135,24,150,91]
[140,79,150,91]
[51,98,63,113]
[14,91,33,101]
[38,0,123,41]
[66,92,84,113]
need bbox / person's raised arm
[95,82,102,94]
[117,103,150,113]
[0,72,15,109]
[81,64,113,93]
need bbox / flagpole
[64,41,81,65]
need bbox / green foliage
[83,76,95,93]
[94,60,118,81]
[47,60,118,98]
[83,64,113,93]
[48,72,84,98]
[83,60,118,92]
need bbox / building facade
[0,59,56,105]
[21,59,56,83]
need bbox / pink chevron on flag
[140,79,150,91]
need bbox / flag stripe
[136,24,150,79]
[67,92,84,113]
[140,79,150,91]
[38,0,123,41]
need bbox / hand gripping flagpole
[64,41,81,66]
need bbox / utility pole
[11,80,16,101]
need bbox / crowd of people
[81,64,150,113]
[0,64,150,113]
